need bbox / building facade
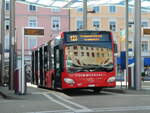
[3,2,150,71]
[69,5,150,72]
[14,2,69,66]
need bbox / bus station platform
[1,82,150,100]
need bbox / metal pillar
[125,0,129,88]
[0,0,5,85]
[9,0,15,90]
[134,0,141,91]
[83,0,87,30]
[68,9,70,31]
[20,28,25,94]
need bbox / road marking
[26,106,150,113]
[93,106,150,112]
[42,93,92,112]
[32,91,72,99]
[51,93,91,110]
[0,100,15,104]
[43,93,76,111]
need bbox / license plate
[88,84,95,87]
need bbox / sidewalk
[0,85,32,100]
[1,82,150,99]
[0,83,49,100]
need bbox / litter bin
[14,69,19,94]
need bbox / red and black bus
[31,30,116,92]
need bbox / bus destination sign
[66,34,110,42]
[24,28,44,36]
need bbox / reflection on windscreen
[65,45,113,73]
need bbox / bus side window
[114,43,118,54]
[56,49,60,69]
[54,46,60,69]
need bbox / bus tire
[93,88,102,93]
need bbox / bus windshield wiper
[68,66,90,73]
[67,64,113,73]
[91,65,113,72]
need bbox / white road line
[26,109,70,113]
[42,93,92,112]
[0,100,14,104]
[52,93,91,111]
[43,93,76,112]
[26,106,150,113]
[93,106,150,112]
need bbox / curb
[102,88,126,94]
[0,91,10,99]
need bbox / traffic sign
[143,28,150,36]
[24,28,44,36]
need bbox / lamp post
[134,0,141,91]
[125,0,129,89]
[83,0,87,30]
[9,0,15,90]
[0,0,5,85]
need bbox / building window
[28,37,37,49]
[77,8,83,12]
[109,6,116,13]
[142,41,148,52]
[97,53,100,57]
[51,8,61,12]
[5,20,9,30]
[76,20,83,30]
[28,16,37,27]
[81,52,84,56]
[87,52,89,56]
[93,20,100,29]
[74,52,78,56]
[141,21,148,27]
[109,21,116,31]
[128,21,134,27]
[51,17,60,30]
[5,35,9,50]
[29,5,36,11]
[5,2,10,11]
[80,46,84,50]
[128,7,133,13]
[92,53,95,57]
[93,6,99,13]
[128,41,132,50]
[73,46,78,50]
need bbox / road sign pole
[134,0,141,91]
[83,0,87,30]
[125,0,129,88]
[0,0,5,85]
[9,0,15,90]
[20,28,25,94]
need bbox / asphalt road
[0,84,150,113]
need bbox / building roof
[16,0,150,11]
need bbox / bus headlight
[64,78,75,84]
[107,77,116,83]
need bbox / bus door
[39,47,44,86]
[35,50,39,85]
[31,51,35,84]
[54,46,62,88]
[44,45,49,86]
